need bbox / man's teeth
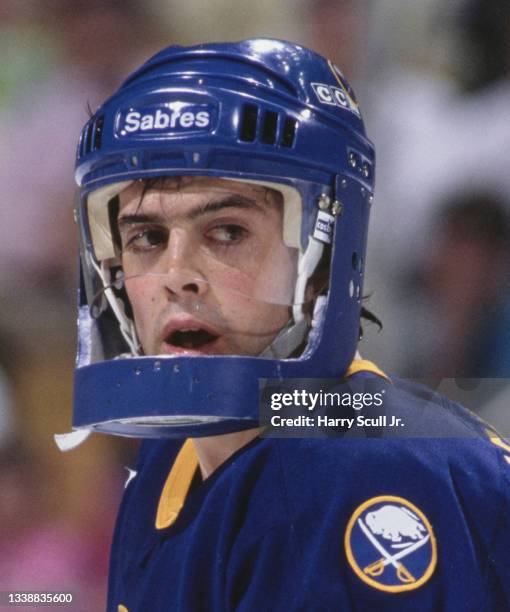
[168,328,217,349]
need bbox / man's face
[117,177,298,356]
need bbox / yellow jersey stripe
[155,439,199,530]
[346,359,389,381]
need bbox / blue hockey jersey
[108,363,510,611]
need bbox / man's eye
[206,224,248,244]
[125,228,167,251]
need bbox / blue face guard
[67,39,375,442]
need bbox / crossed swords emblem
[357,517,430,584]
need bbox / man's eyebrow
[117,194,266,227]
[117,212,166,227]
[186,195,265,220]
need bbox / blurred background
[1,0,509,606]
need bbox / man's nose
[163,227,208,296]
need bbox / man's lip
[161,316,221,341]
[159,316,222,354]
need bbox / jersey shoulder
[346,369,492,438]
[271,371,510,517]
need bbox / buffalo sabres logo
[345,496,437,593]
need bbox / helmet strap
[92,259,141,355]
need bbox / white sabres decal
[122,109,210,134]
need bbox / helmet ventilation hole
[239,104,297,148]
[93,115,104,151]
[261,110,278,145]
[78,114,105,158]
[280,117,296,148]
[239,104,258,142]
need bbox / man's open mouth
[166,328,220,350]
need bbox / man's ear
[303,246,331,316]
[309,245,331,295]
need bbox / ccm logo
[311,82,360,116]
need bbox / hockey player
[67,40,510,610]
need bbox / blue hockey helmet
[72,38,375,439]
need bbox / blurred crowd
[1,0,509,605]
